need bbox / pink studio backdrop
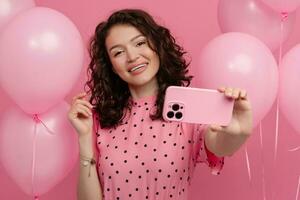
[1,0,300,199]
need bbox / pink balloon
[196,32,278,127]
[0,7,84,114]
[261,0,300,13]
[218,0,295,51]
[279,44,300,133]
[0,101,78,197]
[0,0,35,31]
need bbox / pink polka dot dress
[94,95,224,200]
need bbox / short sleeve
[187,123,224,175]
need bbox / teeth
[129,64,146,72]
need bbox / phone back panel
[163,86,234,125]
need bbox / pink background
[1,0,300,199]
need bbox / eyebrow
[109,34,145,52]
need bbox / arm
[204,87,253,157]
[77,135,103,200]
[67,92,103,200]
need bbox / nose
[126,47,139,63]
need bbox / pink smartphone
[163,86,234,125]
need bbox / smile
[128,63,147,72]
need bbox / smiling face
[105,24,160,94]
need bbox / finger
[74,107,92,118]
[240,90,247,100]
[68,106,90,119]
[209,124,223,132]
[217,86,226,93]
[72,92,87,102]
[76,104,93,116]
[232,88,240,99]
[73,99,94,109]
[224,87,233,98]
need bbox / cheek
[111,59,125,73]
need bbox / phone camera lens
[175,112,183,119]
[172,104,180,111]
[167,111,174,118]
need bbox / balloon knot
[281,12,288,21]
[33,114,41,123]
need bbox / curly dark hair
[85,8,193,128]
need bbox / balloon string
[296,175,300,200]
[31,122,38,199]
[274,12,286,161]
[259,122,267,200]
[32,114,55,135]
[245,146,251,182]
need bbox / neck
[128,78,158,99]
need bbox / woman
[68,8,253,200]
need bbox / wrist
[78,137,94,157]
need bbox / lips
[128,63,148,73]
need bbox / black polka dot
[124,150,127,153]
[117,188,120,191]
[149,126,153,129]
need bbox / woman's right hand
[68,92,94,138]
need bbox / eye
[113,50,123,57]
[136,40,147,47]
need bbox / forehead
[105,24,144,48]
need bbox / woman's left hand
[209,87,253,137]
